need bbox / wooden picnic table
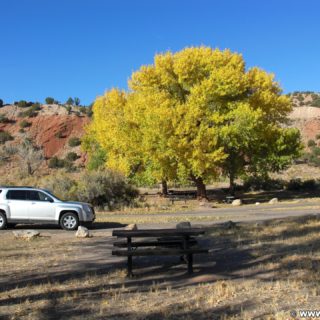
[112,228,207,277]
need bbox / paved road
[3,200,320,234]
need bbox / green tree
[45,97,55,104]
[66,97,74,105]
[0,99,3,107]
[74,97,80,106]
[308,139,316,148]
[85,47,302,198]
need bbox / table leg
[187,253,193,274]
[183,236,193,274]
[127,237,133,277]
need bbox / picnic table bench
[112,228,208,277]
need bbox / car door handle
[31,202,36,205]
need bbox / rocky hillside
[0,103,90,171]
[288,91,320,143]
[0,92,319,178]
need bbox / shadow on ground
[213,188,320,204]
[1,215,320,319]
[7,221,127,230]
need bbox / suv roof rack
[0,186,35,188]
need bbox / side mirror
[45,197,54,203]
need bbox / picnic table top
[112,228,206,238]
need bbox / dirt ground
[1,212,320,320]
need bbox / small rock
[221,221,237,229]
[75,226,91,238]
[255,202,260,206]
[176,222,191,229]
[231,199,242,206]
[13,230,40,240]
[269,198,278,204]
[124,224,138,230]
[199,199,211,207]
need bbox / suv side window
[27,190,53,202]
[6,190,27,200]
[27,191,41,201]
[38,191,53,202]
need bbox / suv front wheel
[0,212,7,230]
[60,212,79,231]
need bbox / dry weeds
[1,216,320,319]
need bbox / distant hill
[287,91,320,143]
[0,103,91,177]
[0,92,319,180]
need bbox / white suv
[0,187,95,231]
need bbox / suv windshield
[43,190,62,201]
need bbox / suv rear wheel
[60,212,79,231]
[0,212,7,230]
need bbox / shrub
[45,97,55,104]
[302,179,318,190]
[48,156,66,168]
[19,120,31,128]
[55,131,65,139]
[307,139,316,148]
[285,178,302,191]
[15,139,44,176]
[242,176,284,191]
[87,147,107,171]
[18,104,40,118]
[68,137,81,147]
[18,109,37,118]
[39,174,77,200]
[0,131,14,144]
[86,108,93,117]
[18,100,28,108]
[312,97,320,107]
[39,170,138,208]
[0,99,3,107]
[64,160,77,172]
[65,152,78,162]
[285,178,319,191]
[0,114,10,123]
[31,103,41,111]
[311,147,320,156]
[316,134,320,140]
[75,170,139,209]
[66,106,72,114]
[305,152,320,167]
[296,95,304,102]
[79,106,87,114]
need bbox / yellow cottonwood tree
[84,46,301,198]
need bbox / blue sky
[1,0,319,105]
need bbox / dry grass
[1,216,320,319]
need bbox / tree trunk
[190,175,207,199]
[27,162,32,176]
[229,170,235,196]
[161,180,168,196]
